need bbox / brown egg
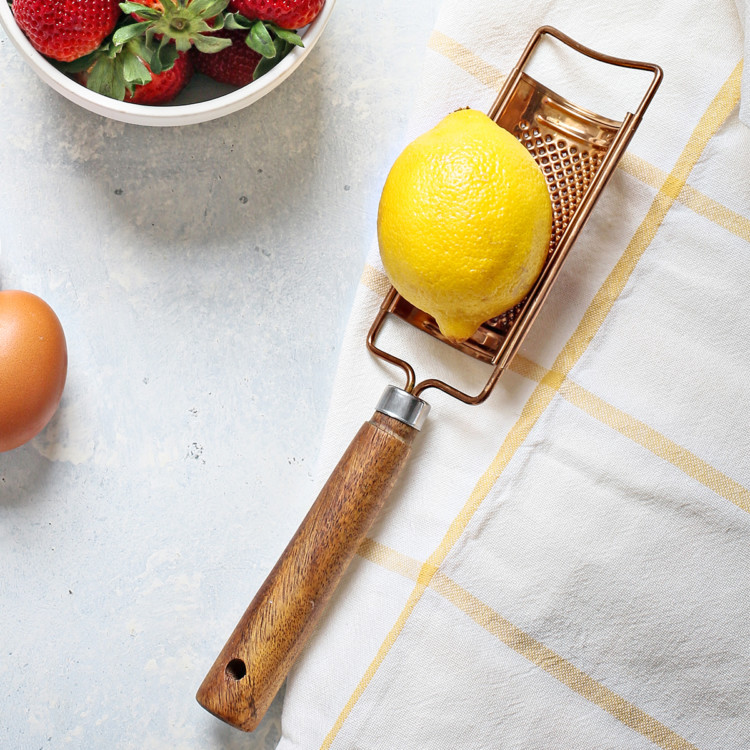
[0,290,68,452]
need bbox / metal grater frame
[366,26,662,405]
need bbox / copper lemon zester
[197,26,663,731]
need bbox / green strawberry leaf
[119,2,160,19]
[192,33,233,53]
[113,19,152,45]
[223,12,252,31]
[172,35,192,52]
[153,40,180,72]
[86,57,128,101]
[132,39,153,68]
[208,12,226,30]
[271,26,304,47]
[253,38,291,80]
[188,0,229,17]
[144,26,158,49]
[121,51,152,87]
[246,19,276,58]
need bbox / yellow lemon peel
[377,108,553,341]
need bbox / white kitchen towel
[278,1,750,748]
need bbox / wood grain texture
[196,411,418,731]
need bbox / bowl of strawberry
[0,0,334,126]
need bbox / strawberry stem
[118,0,232,53]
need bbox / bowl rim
[0,0,335,126]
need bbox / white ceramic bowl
[0,1,335,126]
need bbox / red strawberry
[228,0,324,30]
[192,29,261,86]
[12,0,122,62]
[124,50,194,103]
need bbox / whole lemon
[377,108,552,341]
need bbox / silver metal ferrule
[375,386,430,431]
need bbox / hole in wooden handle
[225,658,247,681]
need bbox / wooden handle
[196,410,418,731]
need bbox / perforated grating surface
[482,75,619,341]
[520,123,603,248]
